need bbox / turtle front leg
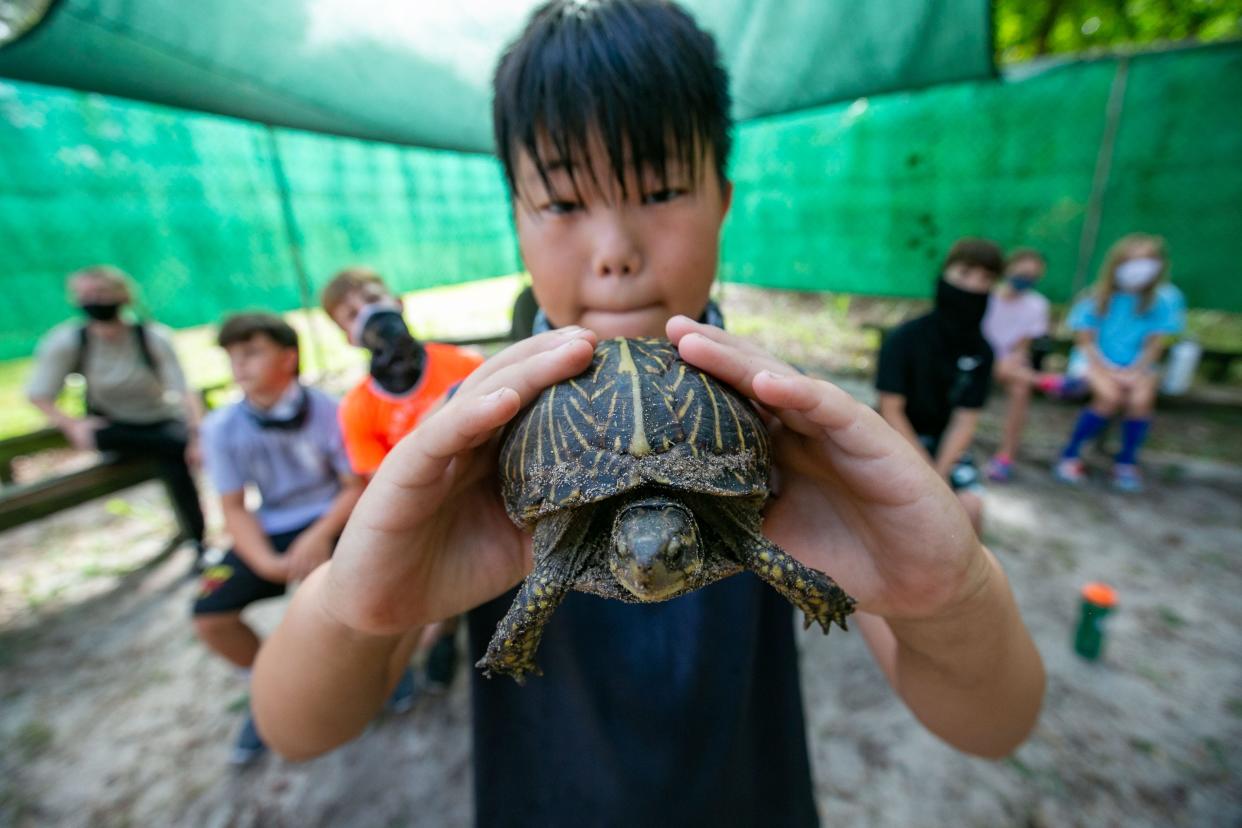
[476,564,569,684]
[743,539,855,633]
[476,509,592,684]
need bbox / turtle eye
[664,540,682,564]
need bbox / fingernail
[556,325,585,336]
[485,387,510,402]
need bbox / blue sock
[1116,418,1151,466]
[1062,409,1110,459]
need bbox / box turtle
[478,337,855,682]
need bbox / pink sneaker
[986,454,1013,482]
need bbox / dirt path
[2,386,1241,827]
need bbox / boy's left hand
[668,317,991,622]
[286,528,334,583]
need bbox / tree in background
[995,0,1242,63]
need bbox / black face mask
[247,384,311,431]
[80,303,122,321]
[933,278,989,348]
[360,309,426,395]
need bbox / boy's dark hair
[493,0,732,201]
[217,312,299,355]
[942,238,1005,280]
[1006,247,1046,270]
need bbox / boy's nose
[591,213,642,278]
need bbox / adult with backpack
[25,265,208,559]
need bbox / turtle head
[610,498,703,601]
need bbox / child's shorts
[192,524,310,616]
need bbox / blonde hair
[67,264,134,304]
[1094,233,1167,316]
[320,266,390,315]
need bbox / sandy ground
[2,343,1241,826]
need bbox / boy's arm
[932,409,979,478]
[219,491,287,583]
[253,564,421,759]
[877,393,935,466]
[854,546,1044,758]
[252,328,598,759]
[670,318,1044,759]
[285,473,366,583]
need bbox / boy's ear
[282,347,300,376]
[720,179,734,219]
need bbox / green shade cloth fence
[0,0,994,152]
[0,40,1239,359]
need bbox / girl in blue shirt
[1055,234,1185,491]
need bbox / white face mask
[1114,257,1162,292]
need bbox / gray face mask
[1114,258,1162,292]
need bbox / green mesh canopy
[0,2,1239,360]
[0,0,994,152]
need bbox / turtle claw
[746,542,856,635]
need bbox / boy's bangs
[495,0,730,201]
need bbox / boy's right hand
[321,328,598,635]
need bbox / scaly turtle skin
[478,337,855,682]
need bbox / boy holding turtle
[254,1,1044,824]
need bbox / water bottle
[1161,340,1201,396]
[1073,582,1118,661]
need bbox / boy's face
[944,263,998,295]
[513,142,732,340]
[328,284,400,338]
[226,336,298,399]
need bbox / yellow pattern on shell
[616,339,650,456]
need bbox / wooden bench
[0,383,229,537]
[0,427,192,537]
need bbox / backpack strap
[132,322,160,374]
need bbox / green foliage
[995,0,1242,63]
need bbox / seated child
[192,313,372,764]
[1054,234,1185,492]
[321,267,485,693]
[876,239,1004,533]
[981,248,1054,481]
[254,3,1044,824]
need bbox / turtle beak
[611,503,702,601]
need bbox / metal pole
[264,125,329,378]
[1071,56,1130,299]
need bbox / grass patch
[14,720,54,761]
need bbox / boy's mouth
[579,304,666,337]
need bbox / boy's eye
[641,188,685,206]
[545,200,582,215]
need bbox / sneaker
[1112,463,1144,493]
[385,667,419,714]
[424,634,459,695]
[1053,458,1087,485]
[1037,374,1087,400]
[228,714,267,766]
[985,454,1013,482]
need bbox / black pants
[94,419,206,544]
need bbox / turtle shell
[499,337,771,526]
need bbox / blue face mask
[1008,275,1039,293]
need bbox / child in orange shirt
[322,267,484,693]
